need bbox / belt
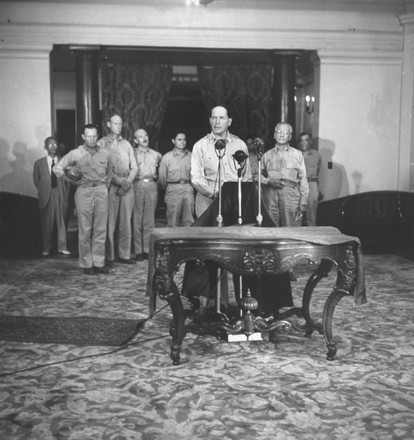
[307,177,319,182]
[167,180,190,184]
[136,178,155,183]
[81,182,106,188]
[282,180,298,189]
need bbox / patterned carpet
[0,249,413,440]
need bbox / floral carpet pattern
[0,251,413,440]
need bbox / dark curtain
[100,62,173,147]
[197,64,273,143]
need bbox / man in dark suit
[33,136,70,257]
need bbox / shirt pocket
[282,157,300,180]
[183,161,191,176]
[95,159,108,175]
[264,157,282,179]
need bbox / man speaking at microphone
[188,106,293,317]
[190,106,252,217]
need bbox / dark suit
[184,182,293,314]
[33,156,69,254]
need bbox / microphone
[254,137,265,158]
[232,150,248,165]
[214,139,227,151]
[232,150,248,179]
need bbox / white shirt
[190,132,252,199]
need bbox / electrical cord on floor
[0,269,214,377]
[0,303,171,378]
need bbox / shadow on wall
[351,171,363,194]
[0,138,40,198]
[318,138,349,200]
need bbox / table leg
[165,283,186,365]
[322,289,347,360]
[302,259,333,336]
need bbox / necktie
[51,158,57,188]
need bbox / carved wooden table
[148,226,366,365]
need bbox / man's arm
[260,150,283,188]
[117,143,137,191]
[158,154,168,189]
[127,143,138,183]
[190,141,214,198]
[33,161,40,190]
[54,151,79,185]
[297,152,309,210]
[316,152,324,200]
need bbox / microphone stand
[254,138,265,227]
[232,150,248,225]
[214,139,227,314]
[232,150,248,317]
[234,138,264,336]
[237,169,243,225]
[214,139,226,228]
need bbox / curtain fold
[197,64,273,143]
[100,62,173,147]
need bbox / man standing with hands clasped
[33,136,70,257]
[54,124,111,275]
[98,114,138,266]
[132,128,162,261]
[261,122,309,280]
[158,132,194,227]
[298,131,323,226]
[261,122,309,227]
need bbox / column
[398,13,414,191]
[73,47,100,144]
[272,55,296,132]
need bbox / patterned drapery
[197,64,273,143]
[100,62,173,148]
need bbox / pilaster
[398,12,414,191]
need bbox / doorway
[56,109,76,154]
[50,46,317,149]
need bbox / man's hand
[65,166,82,182]
[268,178,285,190]
[116,187,127,197]
[294,206,304,222]
[120,179,132,192]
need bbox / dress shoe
[58,250,71,256]
[95,266,110,275]
[118,258,136,265]
[142,252,149,260]
[106,260,115,267]
[83,267,95,275]
[135,254,143,262]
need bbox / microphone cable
[0,304,171,378]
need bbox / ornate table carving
[148,226,366,365]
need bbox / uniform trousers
[165,183,194,227]
[263,186,301,227]
[133,180,158,254]
[106,184,134,260]
[306,181,319,226]
[40,187,67,253]
[75,185,108,269]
